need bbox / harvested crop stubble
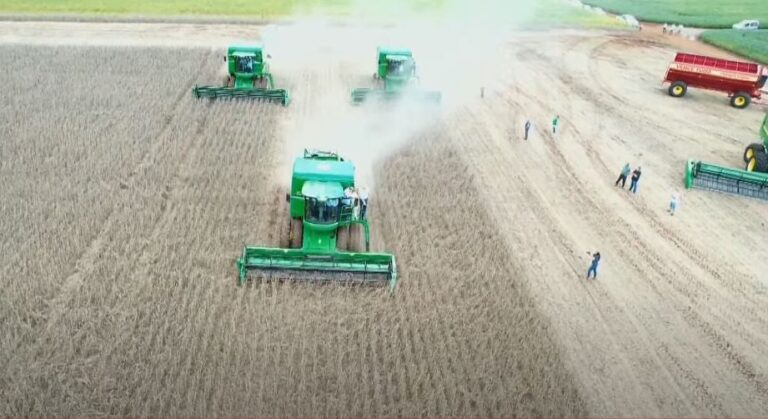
[1,44,585,416]
[373,128,587,416]
[0,45,212,403]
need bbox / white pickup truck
[732,20,760,30]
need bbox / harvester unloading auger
[236,149,397,290]
[193,44,290,106]
[685,114,768,200]
[351,47,441,105]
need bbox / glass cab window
[388,59,413,76]
[305,197,340,224]
[235,55,254,73]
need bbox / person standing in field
[524,120,532,140]
[587,251,601,280]
[629,166,642,194]
[615,163,631,188]
[552,115,560,136]
[669,193,678,216]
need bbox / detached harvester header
[685,114,768,200]
[193,44,290,106]
[351,47,441,104]
[237,149,397,290]
[664,52,767,108]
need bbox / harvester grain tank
[663,52,767,108]
[237,149,397,290]
[351,47,441,105]
[193,44,290,106]
[685,114,768,200]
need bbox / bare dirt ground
[1,20,767,416]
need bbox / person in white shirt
[358,187,369,219]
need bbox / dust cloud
[261,0,539,189]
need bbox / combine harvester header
[664,52,767,108]
[686,114,768,200]
[193,44,290,106]
[237,149,397,290]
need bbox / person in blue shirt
[587,251,601,280]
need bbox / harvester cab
[193,44,290,106]
[237,149,397,290]
[352,47,441,104]
[685,113,768,200]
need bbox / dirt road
[1,19,766,416]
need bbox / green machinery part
[684,159,768,200]
[237,247,397,290]
[351,88,442,105]
[193,85,290,105]
[235,149,398,291]
[351,47,441,105]
[193,44,290,106]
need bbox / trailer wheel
[668,81,687,97]
[731,92,751,109]
[743,143,764,163]
[756,151,768,173]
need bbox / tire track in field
[460,54,722,414]
[524,80,763,413]
[551,36,768,341]
[447,109,681,415]
[516,35,768,331]
[467,34,768,414]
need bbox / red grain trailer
[663,52,767,108]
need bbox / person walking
[552,115,560,136]
[615,163,631,188]
[629,166,642,194]
[586,251,601,280]
[669,193,678,216]
[524,120,532,140]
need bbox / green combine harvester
[236,149,397,291]
[685,113,768,200]
[351,47,441,105]
[193,44,290,106]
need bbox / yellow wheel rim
[735,97,746,106]
[747,149,754,160]
[673,86,683,95]
[747,157,756,171]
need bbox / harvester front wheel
[289,218,303,248]
[743,143,764,163]
[756,151,768,173]
[348,224,364,253]
[336,226,349,251]
[746,156,757,172]
[668,81,687,98]
[731,92,751,109]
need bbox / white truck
[732,20,760,30]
